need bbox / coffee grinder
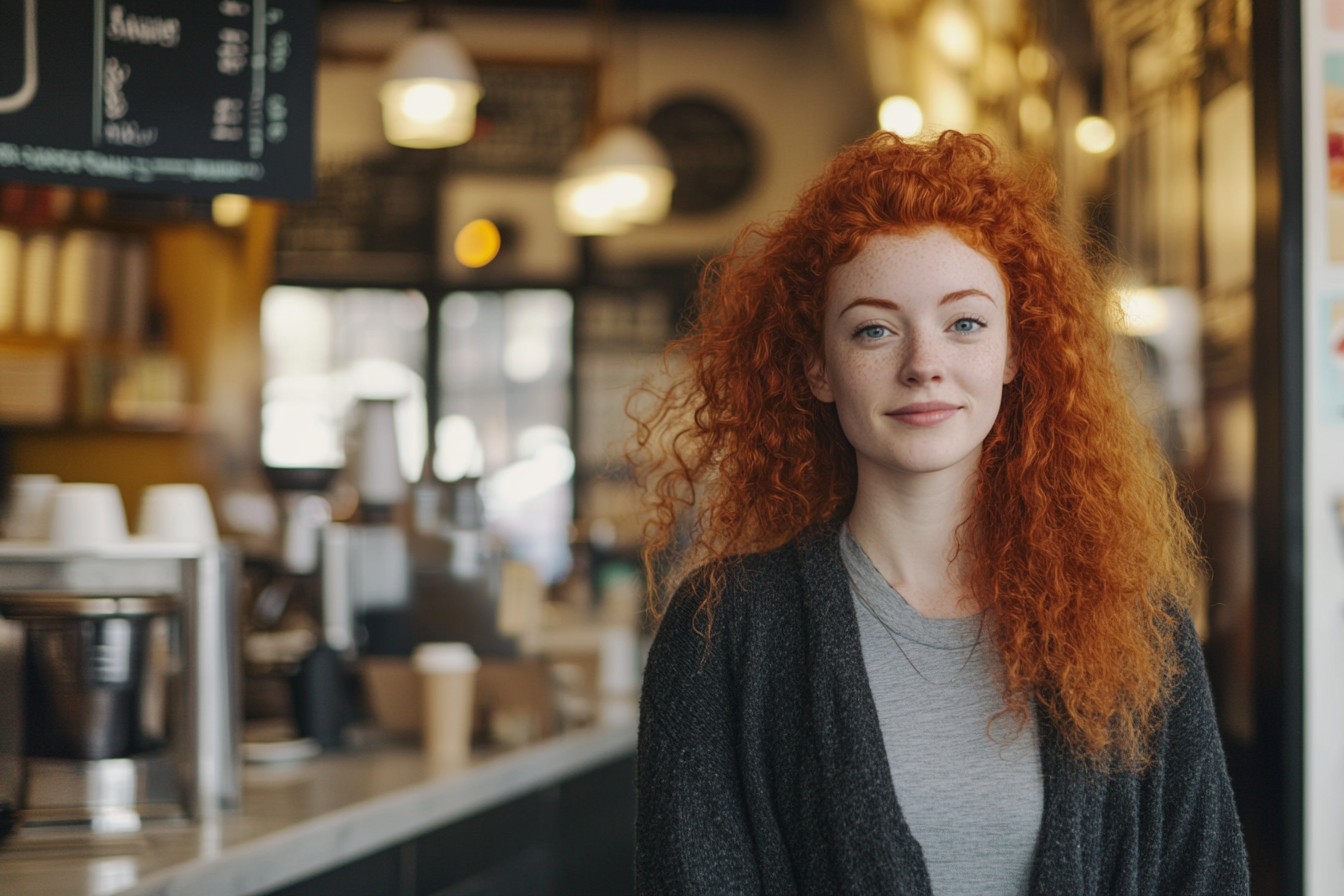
[0,541,241,833]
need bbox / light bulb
[927,3,981,70]
[879,96,924,137]
[606,172,651,208]
[400,82,456,123]
[1075,116,1116,154]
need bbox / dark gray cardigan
[635,522,1250,894]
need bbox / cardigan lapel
[1028,712,1107,895]
[794,523,935,896]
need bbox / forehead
[827,228,1006,304]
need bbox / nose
[899,328,944,385]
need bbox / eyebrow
[838,288,996,316]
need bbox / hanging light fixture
[380,28,481,149]
[555,125,674,235]
[553,0,674,236]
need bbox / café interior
[0,0,1333,893]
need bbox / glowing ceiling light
[554,125,675,236]
[399,82,456,122]
[454,218,501,268]
[379,31,481,149]
[1075,115,1117,154]
[879,95,924,137]
[926,2,982,70]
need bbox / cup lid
[412,642,479,674]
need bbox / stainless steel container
[0,542,241,832]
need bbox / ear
[806,351,834,403]
[1002,339,1019,384]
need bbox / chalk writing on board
[106,6,181,48]
[0,0,314,198]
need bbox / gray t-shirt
[840,526,1043,895]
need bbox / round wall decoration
[645,96,757,215]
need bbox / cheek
[827,352,890,406]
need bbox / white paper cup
[4,474,60,540]
[48,483,128,548]
[412,642,479,768]
[138,483,219,544]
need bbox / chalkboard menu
[0,0,315,199]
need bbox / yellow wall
[8,202,277,520]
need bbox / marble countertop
[0,716,639,896]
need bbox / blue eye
[857,324,889,339]
[952,317,985,333]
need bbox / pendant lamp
[380,30,481,149]
[555,125,675,235]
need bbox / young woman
[631,131,1249,895]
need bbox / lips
[887,401,960,427]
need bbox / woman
[631,131,1249,895]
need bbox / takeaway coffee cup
[47,483,128,548]
[412,642,479,768]
[138,483,219,545]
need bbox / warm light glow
[555,167,674,235]
[1075,115,1117,154]
[571,179,620,220]
[879,95,924,137]
[212,193,250,227]
[454,218,501,268]
[1018,94,1054,135]
[605,172,652,206]
[1018,45,1051,83]
[380,30,480,149]
[399,82,457,122]
[554,126,675,235]
[1116,288,1171,336]
[926,2,982,69]
[380,78,479,148]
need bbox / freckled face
[807,228,1018,482]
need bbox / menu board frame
[0,0,315,199]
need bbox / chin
[864,438,986,478]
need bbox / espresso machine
[0,541,241,834]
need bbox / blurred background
[0,0,1325,893]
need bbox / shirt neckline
[839,522,984,650]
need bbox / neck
[846,456,980,619]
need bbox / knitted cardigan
[635,521,1251,895]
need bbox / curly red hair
[630,130,1201,766]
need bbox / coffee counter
[0,715,639,896]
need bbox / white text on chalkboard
[107,6,181,48]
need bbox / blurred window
[261,286,428,480]
[438,290,574,584]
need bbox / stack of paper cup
[47,483,128,548]
[137,483,219,544]
[3,474,59,540]
[412,642,479,768]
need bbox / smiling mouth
[887,402,960,427]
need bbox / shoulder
[653,539,807,648]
